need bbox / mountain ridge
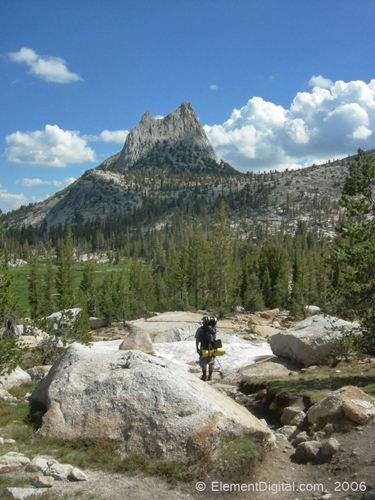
[1,100,373,241]
[1,153,360,239]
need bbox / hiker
[195,315,217,381]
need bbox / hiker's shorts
[199,356,215,368]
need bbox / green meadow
[9,261,129,318]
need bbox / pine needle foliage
[329,148,375,352]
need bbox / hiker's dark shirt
[195,326,217,350]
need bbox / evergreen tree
[98,272,117,324]
[41,242,55,316]
[258,245,289,308]
[261,268,272,307]
[329,149,375,351]
[74,291,92,344]
[28,248,41,318]
[80,260,97,316]
[210,200,234,314]
[56,227,75,310]
[240,248,264,312]
[289,251,308,318]
[188,217,210,309]
[174,224,190,308]
[164,244,182,309]
[153,268,169,311]
[0,215,24,375]
[116,267,129,325]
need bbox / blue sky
[1,0,374,213]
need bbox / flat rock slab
[139,311,202,323]
[240,357,296,379]
[130,311,202,342]
[252,324,281,337]
[5,488,47,500]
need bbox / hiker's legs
[199,356,215,381]
[199,357,208,380]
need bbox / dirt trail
[11,423,373,500]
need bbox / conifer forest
[1,149,374,354]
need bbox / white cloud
[352,125,372,140]
[99,130,128,143]
[0,189,28,209]
[309,75,333,89]
[5,125,96,167]
[43,177,76,189]
[19,178,51,187]
[63,177,76,186]
[85,130,129,143]
[8,47,82,83]
[210,84,218,90]
[205,77,375,171]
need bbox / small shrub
[332,325,362,361]
[220,436,259,468]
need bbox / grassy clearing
[9,261,130,317]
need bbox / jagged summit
[112,102,223,172]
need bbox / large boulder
[307,386,375,424]
[88,317,107,330]
[46,308,82,330]
[31,343,274,463]
[0,452,30,472]
[304,305,321,316]
[118,329,154,354]
[0,366,31,391]
[269,315,358,367]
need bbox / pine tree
[99,272,117,324]
[174,224,189,308]
[210,200,234,314]
[41,242,55,316]
[188,217,210,309]
[56,227,75,310]
[116,267,129,325]
[289,251,307,318]
[164,243,181,308]
[80,260,97,316]
[240,249,264,312]
[28,249,41,318]
[74,291,92,344]
[329,148,375,351]
[0,215,24,375]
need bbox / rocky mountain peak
[140,110,151,123]
[113,102,221,171]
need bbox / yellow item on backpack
[201,347,226,358]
